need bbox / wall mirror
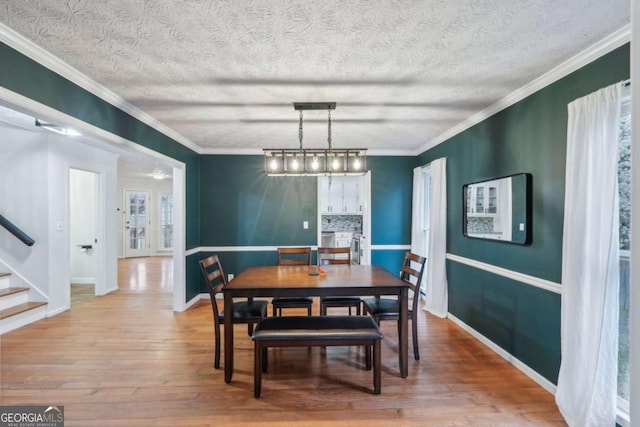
[463,173,531,244]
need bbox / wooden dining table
[222,264,410,383]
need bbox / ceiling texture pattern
[0,0,630,154]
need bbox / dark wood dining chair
[271,247,313,316]
[361,251,426,360]
[199,255,268,369]
[317,247,362,315]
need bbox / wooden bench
[252,315,383,397]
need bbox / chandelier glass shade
[263,102,367,176]
[263,148,367,176]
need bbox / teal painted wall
[371,249,406,277]
[369,156,417,273]
[510,173,530,243]
[417,44,630,383]
[369,156,416,245]
[0,42,203,302]
[200,155,318,247]
[198,155,416,288]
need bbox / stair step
[0,287,28,298]
[0,301,47,320]
[0,287,29,310]
[0,273,10,289]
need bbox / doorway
[124,190,151,258]
[316,172,372,265]
[69,168,99,305]
[0,93,187,312]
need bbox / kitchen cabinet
[319,176,363,214]
[466,182,498,216]
[319,178,339,213]
[342,178,361,213]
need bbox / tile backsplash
[322,215,362,233]
[467,216,494,233]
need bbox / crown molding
[0,86,186,169]
[198,147,417,156]
[200,148,265,155]
[367,149,417,156]
[415,24,631,156]
[0,22,202,155]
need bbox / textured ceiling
[0,0,630,154]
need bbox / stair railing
[0,214,35,246]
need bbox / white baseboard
[70,278,95,285]
[447,312,557,395]
[184,293,206,310]
[46,305,68,317]
[99,287,119,296]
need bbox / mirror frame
[462,173,532,245]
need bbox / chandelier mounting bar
[294,102,336,111]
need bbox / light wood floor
[71,284,96,307]
[0,256,565,426]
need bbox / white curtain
[411,166,430,298]
[411,166,427,259]
[555,83,622,427]
[423,158,448,318]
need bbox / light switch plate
[519,223,525,231]
[303,221,309,229]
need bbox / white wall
[0,123,119,314]
[69,169,97,285]
[49,135,119,312]
[0,126,50,298]
[117,176,173,258]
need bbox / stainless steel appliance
[351,235,363,265]
[321,231,335,249]
[334,232,352,261]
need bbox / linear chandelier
[264,102,367,176]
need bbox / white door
[124,190,150,258]
[69,169,97,288]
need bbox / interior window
[159,193,174,250]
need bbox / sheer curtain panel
[423,158,447,318]
[555,83,622,427]
[411,166,428,259]
[411,166,429,296]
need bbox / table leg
[224,291,233,383]
[399,287,408,378]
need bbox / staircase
[0,272,47,335]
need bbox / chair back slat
[403,266,421,278]
[277,247,311,265]
[400,252,427,313]
[207,269,223,289]
[199,255,226,315]
[317,246,351,265]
